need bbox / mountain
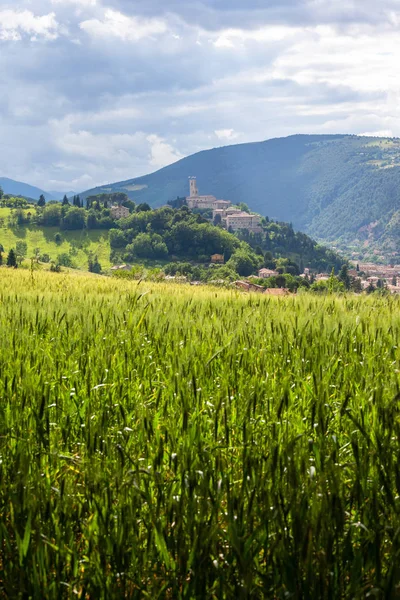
[0,177,74,202]
[47,190,76,201]
[80,134,400,260]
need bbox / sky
[1,0,400,192]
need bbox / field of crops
[2,269,400,598]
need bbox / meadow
[0,209,111,269]
[2,269,400,598]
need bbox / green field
[2,269,400,597]
[0,219,111,269]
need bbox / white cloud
[212,25,298,48]
[147,134,183,169]
[51,0,97,5]
[359,130,394,137]
[215,129,239,140]
[0,9,59,41]
[79,9,167,41]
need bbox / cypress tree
[7,248,17,267]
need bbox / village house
[110,205,130,220]
[258,268,278,278]
[226,212,262,233]
[211,254,224,264]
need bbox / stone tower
[189,177,198,197]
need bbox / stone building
[110,205,130,220]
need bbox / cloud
[0,9,59,41]
[80,9,167,41]
[1,0,400,192]
[215,129,239,141]
[147,135,183,169]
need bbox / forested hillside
[0,192,343,285]
[79,134,400,260]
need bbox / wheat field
[1,269,400,598]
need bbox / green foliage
[39,204,62,227]
[61,207,86,230]
[15,240,28,264]
[6,248,16,267]
[136,202,152,212]
[88,254,102,274]
[1,196,29,209]
[56,252,74,268]
[227,248,260,276]
[37,194,46,207]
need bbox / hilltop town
[186,177,262,233]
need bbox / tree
[213,213,222,226]
[0,243,4,266]
[88,254,102,274]
[57,253,74,267]
[62,195,69,206]
[54,232,62,245]
[338,264,350,290]
[136,203,151,212]
[0,186,3,199]
[392,276,397,287]
[15,241,27,265]
[6,248,17,267]
[38,194,46,207]
[227,249,259,276]
[39,204,62,226]
[61,207,86,230]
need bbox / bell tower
[189,177,198,197]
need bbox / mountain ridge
[0,177,74,202]
[78,133,400,260]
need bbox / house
[235,280,251,291]
[226,212,262,233]
[110,205,130,220]
[234,280,264,293]
[258,268,278,278]
[211,254,224,264]
[263,288,290,296]
[213,200,231,210]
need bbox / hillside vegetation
[2,269,400,597]
[0,193,343,282]
[80,134,400,260]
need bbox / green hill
[0,199,343,280]
[80,134,400,260]
[0,208,111,269]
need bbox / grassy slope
[0,209,111,269]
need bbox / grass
[0,223,111,269]
[2,268,400,597]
